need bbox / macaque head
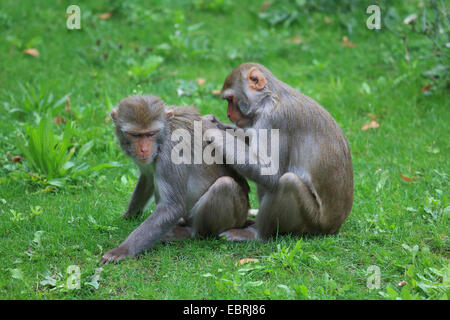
[111,95,172,164]
[220,63,270,127]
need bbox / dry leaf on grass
[324,16,332,24]
[403,14,417,25]
[212,89,221,96]
[342,36,356,48]
[98,12,111,20]
[65,95,71,113]
[195,78,206,87]
[260,1,272,12]
[421,84,432,93]
[286,36,302,44]
[398,280,408,287]
[398,173,418,182]
[53,115,66,125]
[11,156,24,163]
[23,48,40,57]
[361,120,379,130]
[235,258,257,266]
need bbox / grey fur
[216,63,353,239]
[101,95,249,263]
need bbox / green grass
[0,0,448,299]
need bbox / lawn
[0,0,448,300]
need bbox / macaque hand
[100,245,132,264]
[202,114,218,123]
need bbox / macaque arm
[202,114,239,131]
[123,173,155,218]
[216,129,281,191]
[215,120,239,131]
[118,200,184,256]
[116,165,187,256]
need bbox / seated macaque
[101,95,249,263]
[206,62,354,241]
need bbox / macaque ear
[110,108,118,123]
[165,110,174,119]
[246,67,266,91]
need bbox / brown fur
[217,63,353,238]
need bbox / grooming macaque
[207,62,353,240]
[101,95,249,263]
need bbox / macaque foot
[101,246,132,264]
[219,226,258,241]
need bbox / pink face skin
[126,129,160,163]
[226,96,251,128]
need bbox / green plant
[10,82,67,116]
[17,117,75,181]
[384,0,450,89]
[128,55,164,79]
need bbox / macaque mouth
[137,156,151,162]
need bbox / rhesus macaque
[207,62,353,240]
[101,95,249,263]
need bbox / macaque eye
[145,130,160,137]
[125,132,143,138]
[225,95,234,103]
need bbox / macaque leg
[221,172,320,241]
[122,174,154,219]
[190,176,249,237]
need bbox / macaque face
[221,66,268,128]
[223,94,251,128]
[124,128,160,163]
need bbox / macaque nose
[139,146,150,157]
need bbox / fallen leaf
[11,155,24,162]
[23,48,40,57]
[53,115,66,125]
[368,113,378,119]
[235,258,257,266]
[98,12,111,20]
[212,89,221,96]
[286,36,302,44]
[398,280,408,287]
[260,1,272,12]
[403,14,417,25]
[65,95,71,113]
[361,120,379,130]
[421,84,432,93]
[399,173,417,182]
[342,36,356,48]
[195,78,206,87]
[129,42,139,50]
[324,16,332,24]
